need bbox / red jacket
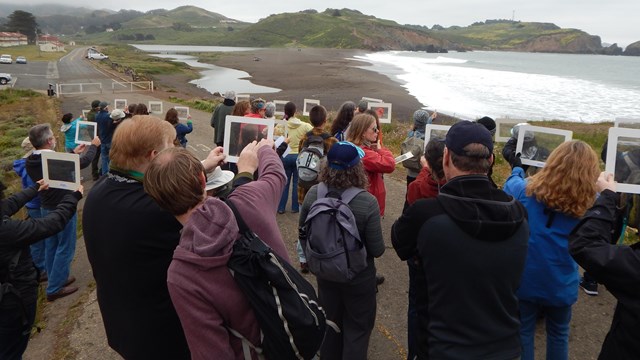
[360,144,396,216]
[406,166,446,205]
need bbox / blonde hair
[526,140,599,217]
[110,115,176,171]
[346,114,376,146]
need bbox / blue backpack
[303,183,368,283]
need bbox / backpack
[224,199,331,360]
[297,133,330,189]
[303,183,368,283]
[400,133,424,173]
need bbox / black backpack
[224,199,332,360]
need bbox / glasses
[369,126,379,133]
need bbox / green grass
[0,44,73,62]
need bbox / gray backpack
[400,133,424,173]
[303,183,367,283]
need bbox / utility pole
[512,10,515,22]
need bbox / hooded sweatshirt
[286,117,312,154]
[392,174,529,360]
[167,197,261,360]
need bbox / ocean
[354,51,640,122]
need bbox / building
[39,41,65,52]
[0,32,28,47]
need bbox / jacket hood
[223,98,235,106]
[173,197,239,269]
[287,117,303,129]
[438,175,527,242]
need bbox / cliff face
[624,41,640,56]
[516,32,602,53]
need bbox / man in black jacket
[392,121,529,360]
[569,171,640,359]
[0,180,82,359]
[211,90,236,147]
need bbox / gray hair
[265,102,276,118]
[29,123,53,149]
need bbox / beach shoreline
[155,48,425,121]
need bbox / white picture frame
[148,101,163,115]
[82,110,90,119]
[273,100,288,117]
[605,127,640,194]
[41,151,81,191]
[75,121,97,145]
[368,102,393,124]
[614,117,640,129]
[494,118,524,142]
[223,115,275,163]
[515,125,573,168]
[174,106,190,121]
[424,124,451,151]
[361,97,383,103]
[235,94,250,103]
[303,99,321,117]
[114,99,127,111]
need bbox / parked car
[16,56,27,64]
[0,54,12,64]
[87,52,108,60]
[0,73,12,85]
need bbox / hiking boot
[47,286,78,302]
[300,262,309,274]
[580,277,598,296]
[376,274,385,285]
[64,276,76,287]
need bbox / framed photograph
[424,124,451,151]
[114,99,127,111]
[223,115,275,163]
[361,97,383,103]
[235,94,251,103]
[368,102,393,124]
[41,152,81,191]
[273,100,289,117]
[75,121,97,145]
[148,101,163,115]
[605,127,640,194]
[614,117,640,130]
[82,109,90,119]
[174,106,190,121]
[494,118,524,142]
[515,125,573,168]
[274,119,288,138]
[303,99,321,117]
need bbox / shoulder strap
[340,187,366,204]
[225,199,250,234]
[320,133,331,140]
[316,182,329,199]
[227,327,265,360]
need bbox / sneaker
[580,277,599,296]
[46,286,78,302]
[300,262,309,274]
[278,210,285,214]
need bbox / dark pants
[91,144,101,179]
[318,274,377,360]
[403,175,417,214]
[0,298,37,360]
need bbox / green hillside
[123,5,244,29]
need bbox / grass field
[0,45,73,63]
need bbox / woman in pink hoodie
[144,140,289,360]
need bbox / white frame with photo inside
[515,125,572,168]
[424,124,451,151]
[614,117,640,129]
[114,99,127,111]
[235,94,251,103]
[174,106,190,121]
[223,115,275,163]
[302,99,321,117]
[148,101,163,115]
[368,102,393,124]
[41,151,81,191]
[75,121,97,145]
[605,127,640,194]
[494,118,524,142]
[273,100,288,117]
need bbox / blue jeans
[278,153,299,212]
[27,208,46,273]
[101,142,111,175]
[519,300,572,360]
[41,209,77,295]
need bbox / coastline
[156,48,425,121]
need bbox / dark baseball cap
[445,120,494,156]
[91,100,101,108]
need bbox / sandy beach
[156,48,425,122]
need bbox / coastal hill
[1,4,637,55]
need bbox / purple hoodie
[167,146,289,360]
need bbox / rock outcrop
[624,41,640,56]
[516,32,602,54]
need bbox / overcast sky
[12,0,640,47]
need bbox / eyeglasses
[369,126,379,133]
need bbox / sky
[10,0,640,47]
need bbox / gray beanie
[413,109,431,128]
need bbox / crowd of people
[1,92,639,360]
